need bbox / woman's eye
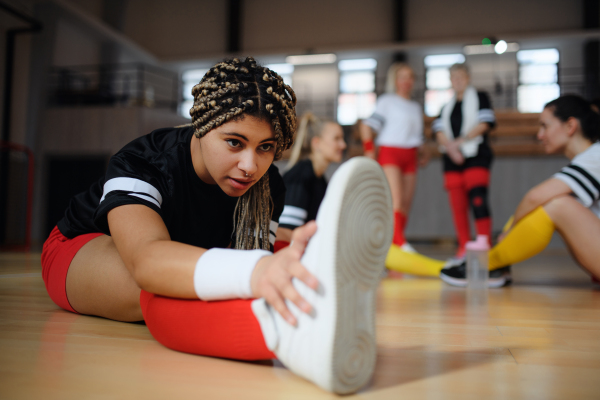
[259,144,273,152]
[227,139,241,148]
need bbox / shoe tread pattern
[331,159,393,394]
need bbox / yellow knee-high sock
[489,206,555,270]
[385,245,445,277]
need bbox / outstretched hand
[250,221,319,326]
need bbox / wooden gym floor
[1,247,600,399]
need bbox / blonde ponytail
[286,112,326,171]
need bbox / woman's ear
[566,117,579,137]
[310,136,321,152]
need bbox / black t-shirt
[440,91,495,171]
[56,126,286,250]
[279,159,327,230]
[449,91,495,139]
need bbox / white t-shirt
[363,94,423,148]
[553,142,600,218]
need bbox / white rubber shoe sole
[253,157,393,394]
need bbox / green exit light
[482,38,492,45]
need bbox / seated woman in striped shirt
[275,113,346,248]
[440,94,600,287]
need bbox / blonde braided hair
[190,57,297,250]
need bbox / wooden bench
[346,111,544,158]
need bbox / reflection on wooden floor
[1,248,600,399]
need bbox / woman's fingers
[288,260,318,290]
[264,286,297,326]
[290,221,317,253]
[255,222,321,325]
[279,278,312,313]
[446,142,465,165]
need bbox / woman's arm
[276,227,293,243]
[108,204,318,325]
[510,178,573,229]
[359,122,377,160]
[108,204,203,298]
[455,122,490,144]
[435,130,464,165]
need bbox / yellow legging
[489,206,555,270]
[384,206,555,276]
[385,245,445,277]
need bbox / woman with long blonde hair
[276,112,346,244]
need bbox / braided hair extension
[190,57,297,250]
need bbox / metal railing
[48,62,180,110]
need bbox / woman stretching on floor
[41,57,393,394]
[440,94,600,287]
[275,113,346,247]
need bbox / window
[179,68,208,118]
[265,63,294,87]
[517,49,560,113]
[337,59,377,125]
[423,54,465,117]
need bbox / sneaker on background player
[439,258,512,288]
[252,157,393,394]
[399,242,417,253]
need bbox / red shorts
[378,146,418,174]
[41,226,104,313]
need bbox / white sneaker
[400,242,417,253]
[252,157,393,394]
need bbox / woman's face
[314,122,346,163]
[194,115,276,197]
[395,67,415,97]
[537,107,572,154]
[450,69,470,94]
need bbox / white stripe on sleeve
[270,220,279,234]
[478,109,496,123]
[269,220,279,245]
[128,193,161,209]
[431,118,444,133]
[281,205,308,220]
[279,215,305,227]
[100,177,163,207]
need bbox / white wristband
[193,248,271,301]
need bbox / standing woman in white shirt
[360,63,426,253]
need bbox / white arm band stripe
[279,215,305,227]
[270,220,279,235]
[282,205,308,220]
[193,248,271,301]
[128,193,161,208]
[100,177,163,206]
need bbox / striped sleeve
[363,113,385,132]
[100,177,163,209]
[431,117,444,134]
[554,164,600,207]
[279,205,308,228]
[478,108,496,124]
[363,96,387,132]
[477,92,496,127]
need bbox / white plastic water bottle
[466,235,489,303]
